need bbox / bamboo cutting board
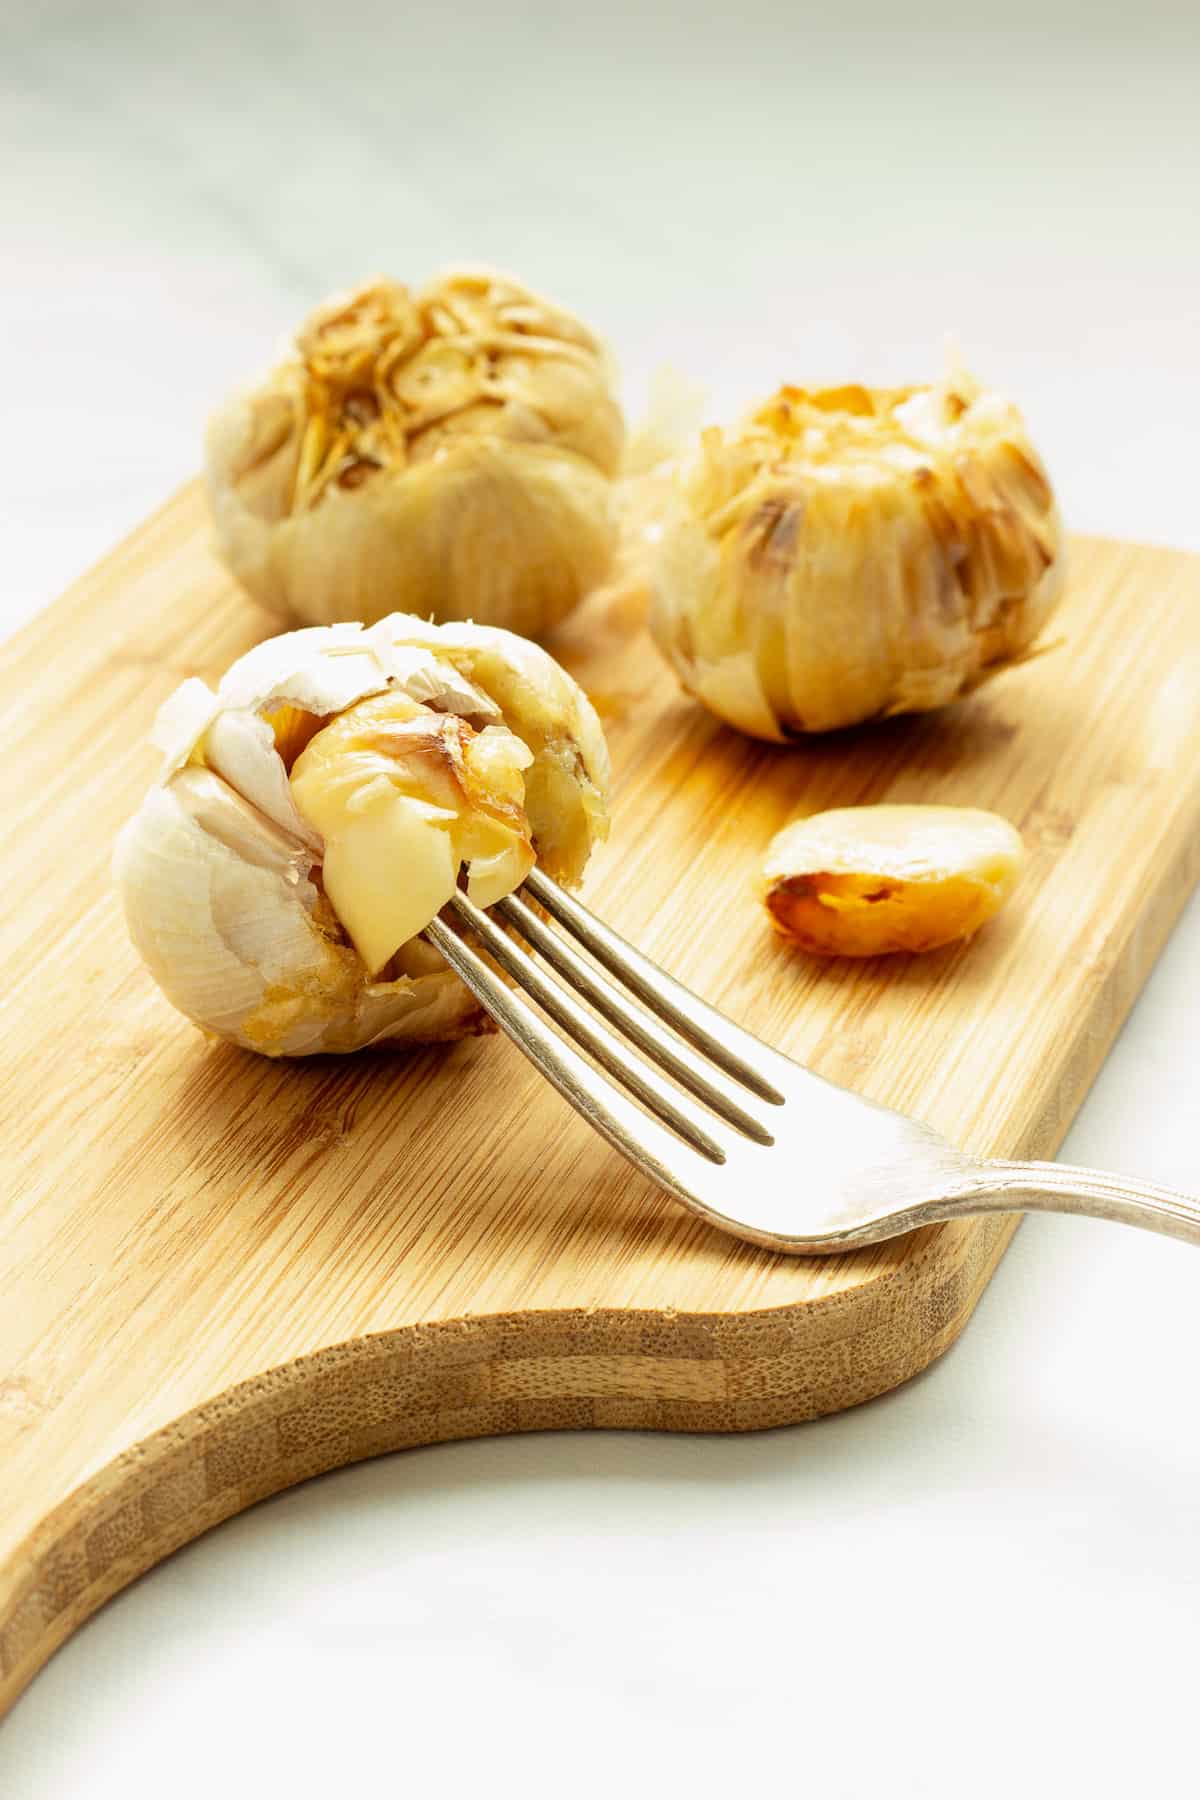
[2,496,1200,1716]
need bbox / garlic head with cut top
[116,615,610,1056]
[205,269,626,638]
[650,368,1065,740]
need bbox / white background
[2,1,1199,1793]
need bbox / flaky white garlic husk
[649,368,1065,740]
[116,616,610,1056]
[205,269,626,638]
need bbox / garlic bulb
[205,270,625,638]
[760,804,1024,956]
[650,368,1065,739]
[116,616,610,1056]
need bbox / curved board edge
[0,1210,1016,1716]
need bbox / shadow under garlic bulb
[650,369,1065,739]
[115,616,610,1056]
[205,271,626,638]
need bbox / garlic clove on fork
[289,695,535,975]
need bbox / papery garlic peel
[760,804,1024,956]
[205,270,625,638]
[115,616,609,1056]
[650,369,1065,739]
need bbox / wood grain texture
[3,492,1200,1716]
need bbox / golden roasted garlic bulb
[116,616,610,1056]
[205,270,626,637]
[650,369,1065,739]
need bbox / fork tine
[422,915,723,1201]
[443,892,731,1159]
[495,891,773,1144]
[522,867,786,1104]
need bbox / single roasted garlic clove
[205,269,625,638]
[650,368,1065,740]
[116,614,609,1057]
[759,804,1024,957]
[289,695,535,975]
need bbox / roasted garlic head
[205,270,625,637]
[760,805,1024,956]
[651,369,1064,739]
[116,617,609,1055]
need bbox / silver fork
[424,867,1200,1254]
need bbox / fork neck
[969,1160,1200,1249]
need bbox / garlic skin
[116,616,609,1057]
[650,369,1065,740]
[205,270,625,638]
[760,804,1024,957]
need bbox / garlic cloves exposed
[117,616,609,1056]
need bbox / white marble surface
[2,0,1199,1792]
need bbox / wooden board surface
[3,494,1200,1716]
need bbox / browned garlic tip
[290,272,617,506]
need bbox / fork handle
[951,1160,1200,1248]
